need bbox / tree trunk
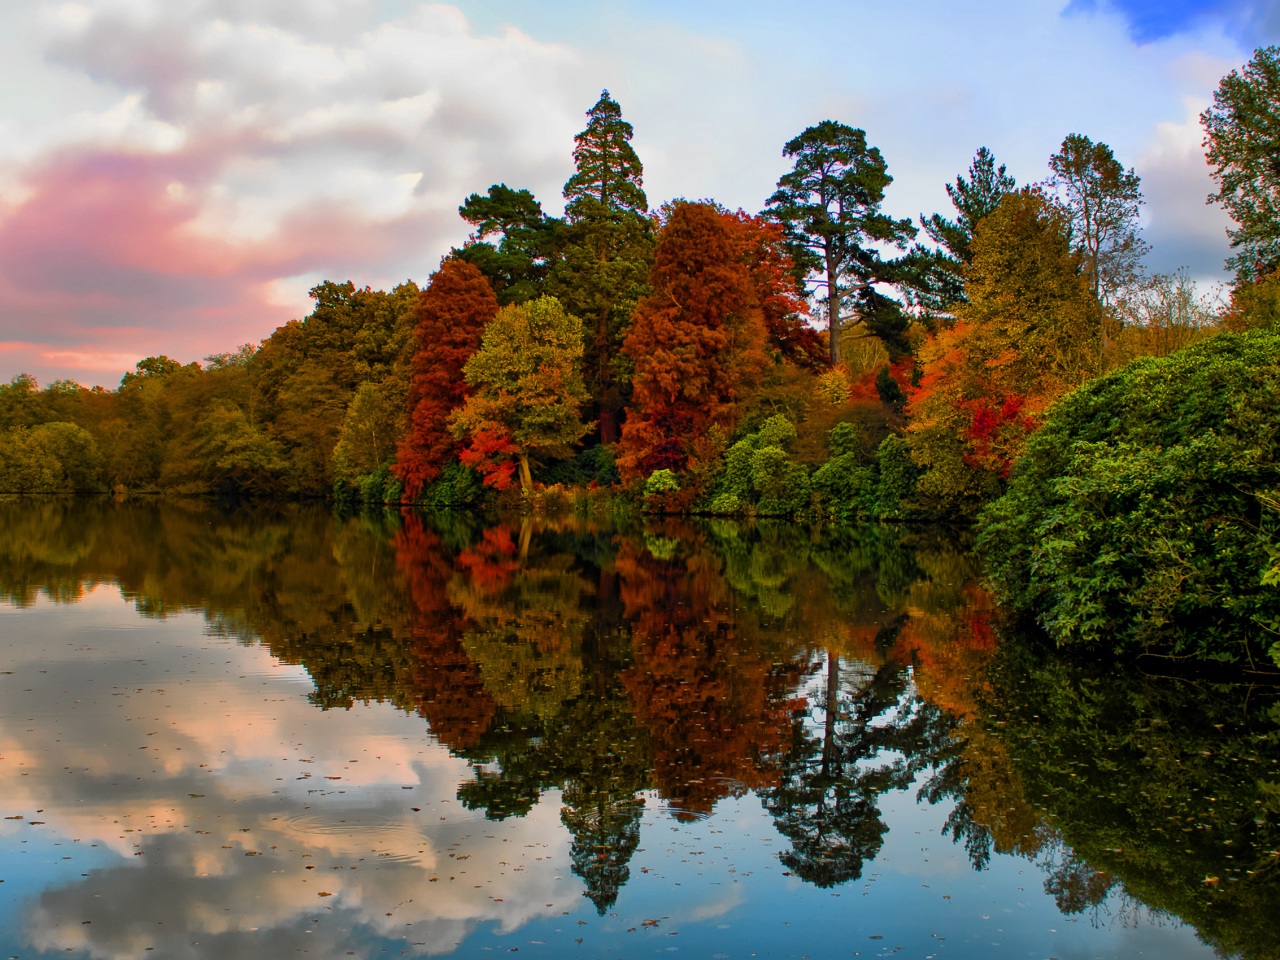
[821,649,839,777]
[597,308,618,444]
[826,246,842,367]
[518,453,533,492]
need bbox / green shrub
[417,461,485,509]
[873,435,917,519]
[977,331,1280,665]
[812,454,876,521]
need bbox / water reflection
[0,499,1268,958]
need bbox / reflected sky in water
[0,500,1267,959]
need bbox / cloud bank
[0,0,1257,386]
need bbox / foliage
[1201,45,1280,278]
[548,90,655,444]
[395,259,498,497]
[1046,134,1147,307]
[765,120,917,364]
[705,415,811,517]
[618,201,770,481]
[0,422,105,494]
[450,296,592,492]
[255,279,418,494]
[332,382,401,483]
[978,330,1280,665]
[534,444,621,488]
[907,188,1101,517]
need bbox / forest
[2,48,1279,666]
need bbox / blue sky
[0,0,1264,385]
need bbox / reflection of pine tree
[763,647,949,887]
[563,789,645,914]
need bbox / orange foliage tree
[618,202,772,480]
[906,188,1101,513]
[394,259,498,498]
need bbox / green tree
[548,90,655,443]
[1047,134,1147,311]
[765,121,917,364]
[332,382,401,484]
[1202,46,1280,278]
[449,296,592,492]
[911,147,1017,314]
[454,184,561,305]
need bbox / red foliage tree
[393,514,497,748]
[615,530,802,817]
[618,202,771,480]
[394,258,499,498]
[729,211,827,369]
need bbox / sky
[0,0,1273,388]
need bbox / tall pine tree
[766,122,917,364]
[548,90,656,444]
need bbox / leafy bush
[534,444,622,488]
[873,435,917,519]
[417,461,486,509]
[812,454,876,521]
[703,415,810,516]
[978,331,1280,665]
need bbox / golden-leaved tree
[449,296,592,492]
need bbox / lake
[0,499,1276,960]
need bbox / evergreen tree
[454,184,561,305]
[909,147,1016,315]
[548,90,656,444]
[765,121,917,364]
[395,259,498,498]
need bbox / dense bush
[978,331,1280,665]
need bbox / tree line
[4,51,1280,515]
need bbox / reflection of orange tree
[393,514,496,749]
[449,536,592,722]
[616,526,804,818]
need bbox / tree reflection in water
[2,498,1278,952]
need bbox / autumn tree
[449,296,592,492]
[618,201,771,481]
[1202,46,1280,278]
[907,188,1101,515]
[394,259,498,498]
[454,184,561,304]
[547,90,656,443]
[254,280,418,494]
[766,121,917,364]
[1047,134,1147,310]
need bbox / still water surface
[0,500,1276,959]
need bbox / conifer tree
[618,202,769,480]
[766,122,917,364]
[548,90,656,444]
[910,147,1017,314]
[454,184,560,305]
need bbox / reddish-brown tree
[393,514,497,748]
[729,211,827,369]
[618,202,771,480]
[394,259,499,498]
